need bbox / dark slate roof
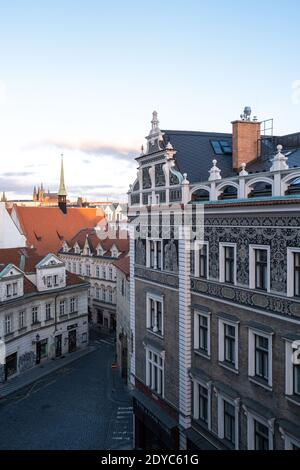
[163,130,235,183]
[247,148,300,173]
[163,129,300,182]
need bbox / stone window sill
[18,327,27,333]
[219,361,239,375]
[248,376,272,391]
[4,332,14,339]
[147,329,164,340]
[194,349,211,360]
[286,395,300,407]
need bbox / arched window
[218,185,238,200]
[191,189,210,202]
[285,177,300,195]
[248,182,272,198]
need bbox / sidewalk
[0,345,96,399]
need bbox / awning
[131,389,177,431]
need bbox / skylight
[211,140,232,155]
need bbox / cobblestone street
[0,330,133,450]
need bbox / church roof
[12,206,105,256]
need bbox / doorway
[68,330,77,353]
[5,352,17,380]
[55,335,62,357]
[36,341,41,364]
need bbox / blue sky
[0,0,299,200]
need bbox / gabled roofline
[0,263,24,278]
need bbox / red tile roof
[0,247,43,273]
[64,228,129,257]
[13,206,105,256]
[66,271,88,287]
[23,276,38,294]
[0,247,87,296]
[113,256,130,277]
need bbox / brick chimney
[232,107,261,170]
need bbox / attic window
[211,140,232,155]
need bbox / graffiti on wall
[18,351,36,372]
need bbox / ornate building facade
[128,110,300,450]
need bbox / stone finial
[208,159,222,181]
[140,145,144,156]
[182,173,189,185]
[270,144,289,172]
[151,110,159,130]
[165,141,176,160]
[239,162,248,176]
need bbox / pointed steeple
[58,154,67,196]
[58,154,67,214]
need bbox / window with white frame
[59,300,66,316]
[191,242,209,279]
[192,380,211,428]
[287,248,300,297]
[101,286,106,301]
[219,243,236,285]
[4,314,12,334]
[19,310,26,329]
[218,318,239,370]
[6,283,12,297]
[32,306,39,324]
[72,262,77,273]
[146,348,164,396]
[107,288,113,303]
[217,394,239,449]
[53,275,58,286]
[12,282,18,296]
[95,286,100,300]
[45,303,52,321]
[70,297,78,313]
[247,413,273,450]
[249,245,270,292]
[147,240,163,270]
[96,266,100,278]
[78,263,82,275]
[86,264,91,277]
[109,267,113,280]
[285,339,300,397]
[194,310,211,356]
[146,294,163,336]
[248,328,273,387]
[284,433,300,450]
[46,275,52,287]
[103,267,106,279]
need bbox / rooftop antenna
[240,106,252,121]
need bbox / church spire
[58,154,67,214]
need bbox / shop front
[132,390,179,450]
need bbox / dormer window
[46,276,52,288]
[6,284,12,297]
[54,275,58,286]
[97,245,104,256]
[74,244,81,254]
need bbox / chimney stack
[232,107,261,170]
